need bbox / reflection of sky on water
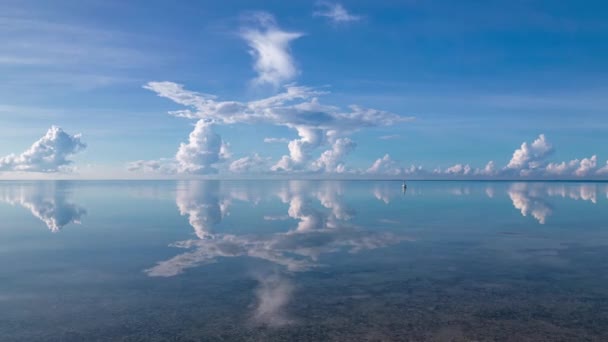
[146,181,408,277]
[370,181,607,224]
[138,180,608,326]
[146,180,411,326]
[507,183,553,224]
[0,182,86,232]
[2,180,608,338]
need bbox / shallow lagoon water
[1,180,608,341]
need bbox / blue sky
[1,0,607,179]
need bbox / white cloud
[229,153,269,173]
[598,162,608,175]
[142,82,411,174]
[506,134,553,174]
[314,2,362,23]
[135,13,412,176]
[175,120,230,174]
[127,159,176,174]
[379,134,400,140]
[545,155,598,177]
[366,154,401,175]
[311,137,356,173]
[365,155,425,177]
[263,137,290,143]
[444,164,472,175]
[476,161,497,176]
[263,215,290,221]
[0,126,86,173]
[241,12,303,87]
[361,135,608,179]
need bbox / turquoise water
[1,180,607,341]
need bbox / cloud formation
[229,153,269,173]
[140,82,411,174]
[241,12,303,87]
[314,2,362,23]
[0,126,86,173]
[311,138,356,173]
[175,120,230,174]
[131,13,411,177]
[366,134,608,179]
[506,134,553,175]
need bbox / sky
[1,0,608,179]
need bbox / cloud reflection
[507,183,553,224]
[503,183,604,224]
[146,181,408,277]
[251,272,294,327]
[0,182,86,232]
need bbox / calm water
[1,180,608,341]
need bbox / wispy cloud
[378,134,401,140]
[0,16,154,69]
[264,137,290,143]
[314,2,362,23]
[240,12,303,87]
[229,153,270,173]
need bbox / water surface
[1,180,607,341]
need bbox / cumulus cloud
[241,12,303,87]
[229,153,269,173]
[443,164,472,175]
[598,162,608,175]
[133,13,412,176]
[0,126,86,173]
[476,161,497,176]
[311,137,356,173]
[142,81,411,174]
[366,154,400,175]
[546,155,598,177]
[314,2,362,23]
[502,135,606,178]
[506,134,553,175]
[364,135,608,179]
[365,154,425,177]
[176,120,230,174]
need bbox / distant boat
[402,181,407,192]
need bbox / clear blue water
[1,180,608,341]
